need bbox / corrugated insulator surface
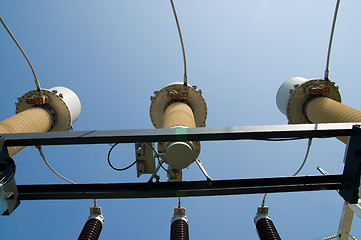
[0,107,52,156]
[78,218,103,240]
[306,97,361,143]
[256,217,281,240]
[170,219,189,240]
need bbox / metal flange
[277,78,341,124]
[149,83,207,129]
[15,87,81,131]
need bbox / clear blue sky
[1,0,361,239]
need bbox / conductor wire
[35,146,76,184]
[261,138,313,207]
[107,143,137,171]
[324,0,341,81]
[170,0,187,86]
[0,17,42,95]
[147,142,175,178]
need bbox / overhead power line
[324,0,341,81]
[0,17,42,94]
[170,0,187,86]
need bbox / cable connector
[89,206,105,225]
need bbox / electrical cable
[0,17,42,94]
[256,137,305,142]
[107,143,137,171]
[261,138,313,207]
[324,0,341,81]
[169,0,187,86]
[147,142,175,177]
[35,145,76,184]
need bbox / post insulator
[170,202,189,240]
[0,86,81,156]
[276,77,361,143]
[255,217,281,240]
[78,206,104,240]
[78,218,103,240]
[171,219,189,240]
[149,83,207,179]
[254,206,281,240]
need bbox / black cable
[257,137,305,141]
[147,142,174,177]
[261,138,313,207]
[107,143,137,171]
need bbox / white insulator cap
[16,86,81,131]
[276,77,308,116]
[171,207,188,223]
[276,77,341,124]
[48,87,81,124]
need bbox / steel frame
[1,122,360,203]
[17,175,342,200]
[2,122,360,146]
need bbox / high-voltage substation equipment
[135,82,207,182]
[0,86,81,215]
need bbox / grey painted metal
[17,174,342,200]
[2,122,360,147]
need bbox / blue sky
[1,0,361,239]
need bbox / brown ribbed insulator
[255,217,281,240]
[306,97,361,143]
[170,219,189,240]
[0,108,52,156]
[78,218,103,240]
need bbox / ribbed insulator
[255,217,281,240]
[162,102,196,129]
[0,108,52,156]
[170,219,189,240]
[78,218,103,240]
[306,97,361,143]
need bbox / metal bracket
[339,126,361,204]
[0,136,20,215]
[135,143,155,177]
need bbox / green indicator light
[175,128,187,141]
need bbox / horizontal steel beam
[2,122,360,146]
[17,174,342,200]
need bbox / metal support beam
[337,202,354,240]
[340,126,361,204]
[17,175,342,200]
[348,200,361,219]
[1,122,359,147]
